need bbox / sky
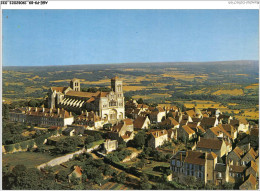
[2,9,259,66]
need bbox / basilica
[47,77,125,123]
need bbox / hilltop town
[2,77,259,190]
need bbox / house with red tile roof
[177,125,196,140]
[148,129,168,148]
[9,107,74,127]
[74,111,103,129]
[68,166,83,182]
[205,125,231,140]
[107,118,134,142]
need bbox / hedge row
[4,130,59,153]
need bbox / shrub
[14,143,20,150]
[4,144,15,153]
[20,141,28,150]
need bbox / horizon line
[3,59,259,67]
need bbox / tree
[84,135,95,148]
[56,137,82,154]
[132,131,146,149]
[136,158,146,169]
[137,98,144,104]
[28,99,41,107]
[93,133,103,141]
[140,174,152,190]
[115,172,126,183]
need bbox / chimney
[57,108,60,114]
[81,110,83,114]
[70,112,72,117]
[35,107,38,112]
[42,107,45,112]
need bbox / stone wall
[37,144,100,170]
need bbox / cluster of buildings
[7,77,259,189]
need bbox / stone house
[161,117,180,129]
[186,122,206,135]
[74,111,103,129]
[137,104,149,112]
[221,124,238,141]
[102,139,118,154]
[9,107,74,127]
[203,108,221,118]
[245,161,258,178]
[148,129,168,148]
[170,150,218,184]
[229,119,249,133]
[149,107,166,123]
[229,165,246,184]
[227,146,244,165]
[218,114,233,124]
[240,148,258,166]
[200,117,218,130]
[204,125,232,143]
[196,137,227,157]
[177,125,196,140]
[133,116,150,130]
[167,128,178,140]
[107,118,134,142]
[239,174,257,190]
[213,163,230,185]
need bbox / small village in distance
[2,77,259,190]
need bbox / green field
[2,152,55,168]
